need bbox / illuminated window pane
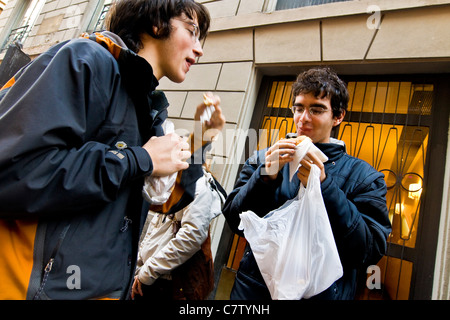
[258,116,295,150]
[267,81,293,109]
[347,82,433,115]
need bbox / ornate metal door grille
[342,81,432,300]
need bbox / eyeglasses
[291,105,330,117]
[173,18,200,43]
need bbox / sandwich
[203,93,214,106]
[290,135,311,145]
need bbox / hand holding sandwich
[264,135,326,185]
[297,150,326,186]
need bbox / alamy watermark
[171,125,295,170]
[66,265,81,290]
[366,265,382,290]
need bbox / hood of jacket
[81,31,158,94]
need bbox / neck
[136,34,163,80]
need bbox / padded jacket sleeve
[222,150,284,236]
[320,161,391,269]
[0,40,152,218]
[137,176,217,285]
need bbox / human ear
[333,110,346,127]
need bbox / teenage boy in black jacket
[0,0,223,300]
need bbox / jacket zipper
[33,224,70,300]
[120,216,132,232]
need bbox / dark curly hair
[105,0,210,53]
[291,67,349,118]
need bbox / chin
[169,74,186,83]
[163,67,185,83]
[297,130,310,138]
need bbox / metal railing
[1,25,29,53]
[93,3,112,32]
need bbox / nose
[193,40,203,57]
[299,109,312,122]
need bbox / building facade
[0,0,449,300]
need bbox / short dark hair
[291,67,348,118]
[105,0,210,53]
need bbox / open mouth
[298,128,312,135]
[186,57,195,70]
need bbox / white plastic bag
[238,165,343,300]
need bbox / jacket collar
[81,32,159,95]
[81,32,167,141]
[315,140,346,163]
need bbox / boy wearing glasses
[0,0,217,300]
[222,67,391,300]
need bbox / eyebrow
[176,16,196,25]
[184,17,198,26]
[292,102,329,109]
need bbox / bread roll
[290,135,311,145]
[203,94,214,106]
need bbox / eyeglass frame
[291,104,331,117]
[173,18,200,43]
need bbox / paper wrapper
[200,93,216,124]
[288,138,328,181]
[142,120,178,205]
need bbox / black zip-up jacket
[0,33,168,299]
[222,141,391,300]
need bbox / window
[271,0,352,11]
[92,0,112,32]
[86,0,112,33]
[342,81,432,299]
[1,0,46,52]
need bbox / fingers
[137,279,143,296]
[177,135,189,152]
[207,104,225,130]
[266,140,296,163]
[196,92,222,124]
[266,148,295,165]
[297,157,314,186]
[203,92,221,107]
[297,169,308,187]
[305,151,323,168]
[299,158,313,170]
[269,139,297,151]
[143,133,191,176]
[300,152,324,172]
[131,276,143,299]
[193,93,225,143]
[264,140,296,178]
[298,151,326,184]
[173,135,191,164]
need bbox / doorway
[217,74,449,300]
